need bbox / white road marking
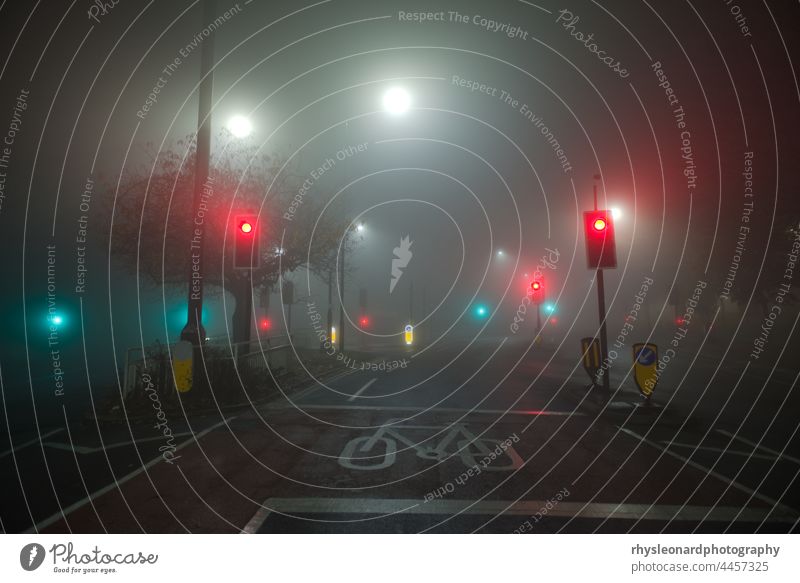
[26,417,235,533]
[242,497,796,533]
[716,429,800,465]
[0,428,63,459]
[659,441,782,461]
[619,427,797,516]
[42,432,196,454]
[348,378,377,401]
[269,403,584,416]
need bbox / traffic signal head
[530,278,544,304]
[583,210,617,269]
[359,316,370,328]
[234,214,260,269]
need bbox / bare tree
[104,135,351,338]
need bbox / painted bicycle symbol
[338,420,523,471]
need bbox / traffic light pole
[596,268,610,393]
[339,238,346,352]
[180,0,216,347]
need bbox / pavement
[1,334,798,533]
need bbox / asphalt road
[1,335,798,533]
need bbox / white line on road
[269,403,584,416]
[241,497,795,532]
[659,441,783,462]
[0,428,63,459]
[716,429,800,465]
[26,417,235,533]
[619,427,797,516]
[348,378,377,401]
[42,432,196,454]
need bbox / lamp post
[180,0,217,346]
[338,223,364,352]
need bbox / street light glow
[356,223,365,233]
[226,115,253,138]
[611,207,622,220]
[383,87,411,115]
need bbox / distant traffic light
[404,324,413,345]
[260,318,272,331]
[359,316,370,328]
[583,210,617,269]
[474,304,489,318]
[530,278,544,304]
[234,214,260,269]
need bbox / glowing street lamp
[383,87,411,115]
[226,115,253,138]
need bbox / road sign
[580,337,601,382]
[404,324,413,345]
[633,343,659,398]
[173,340,193,393]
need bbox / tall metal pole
[326,265,333,347]
[593,178,610,393]
[596,268,610,393]
[339,237,346,351]
[180,0,216,346]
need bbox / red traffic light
[583,210,617,269]
[260,318,272,330]
[530,278,544,304]
[234,214,260,269]
[359,316,370,327]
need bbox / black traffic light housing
[530,278,544,304]
[583,210,617,269]
[233,214,260,269]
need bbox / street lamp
[226,114,253,138]
[382,87,411,115]
[337,222,365,352]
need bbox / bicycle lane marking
[337,421,523,472]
